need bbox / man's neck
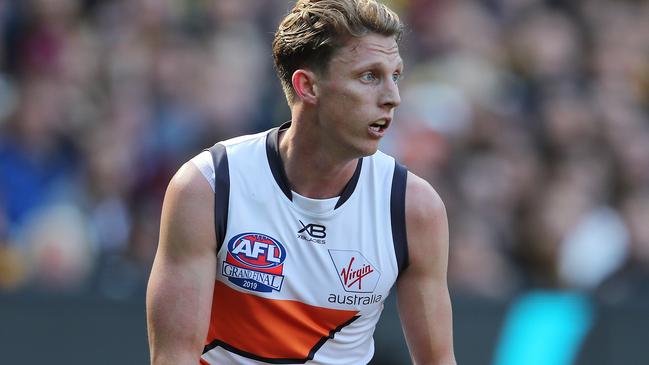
[278,122,359,200]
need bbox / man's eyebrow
[353,60,404,71]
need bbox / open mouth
[369,119,389,134]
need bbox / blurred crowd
[0,0,648,306]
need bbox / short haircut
[272,0,403,104]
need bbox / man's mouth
[369,119,389,133]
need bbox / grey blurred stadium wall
[0,292,512,365]
[1,292,648,365]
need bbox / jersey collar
[265,121,363,210]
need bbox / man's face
[314,33,403,157]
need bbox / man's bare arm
[397,172,456,365]
[146,162,217,365]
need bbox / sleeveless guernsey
[190,123,408,365]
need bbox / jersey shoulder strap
[390,161,409,274]
[207,143,230,252]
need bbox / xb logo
[298,220,327,239]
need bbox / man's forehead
[334,34,402,66]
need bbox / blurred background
[1,0,648,364]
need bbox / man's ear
[291,69,318,105]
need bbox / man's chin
[357,142,380,157]
[333,137,380,160]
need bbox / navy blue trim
[266,122,293,201]
[208,143,230,252]
[202,316,359,363]
[266,121,363,210]
[334,158,363,209]
[390,161,409,274]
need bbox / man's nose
[381,78,401,109]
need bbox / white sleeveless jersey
[191,123,409,365]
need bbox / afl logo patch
[222,233,286,293]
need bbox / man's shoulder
[402,171,449,276]
[166,161,214,203]
[405,171,446,231]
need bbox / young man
[146,1,456,364]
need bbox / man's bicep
[396,173,456,365]
[397,271,454,365]
[147,162,217,365]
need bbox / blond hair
[272,0,403,104]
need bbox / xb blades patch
[223,232,286,293]
[297,220,327,244]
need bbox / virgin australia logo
[328,249,381,293]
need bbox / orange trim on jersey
[204,281,358,361]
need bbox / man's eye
[360,72,377,82]
[392,73,402,83]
